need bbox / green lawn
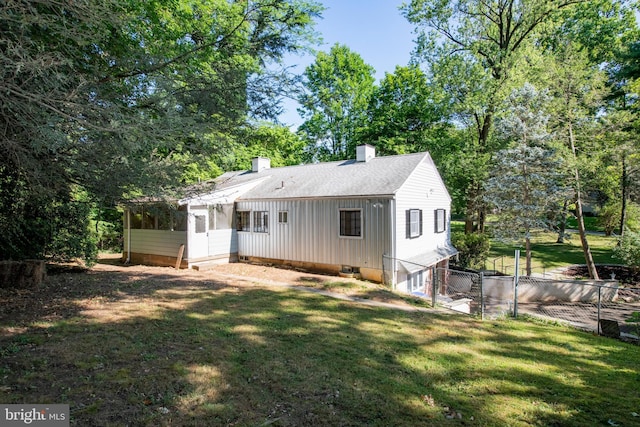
[451,220,622,275]
[487,231,622,275]
[1,267,639,426]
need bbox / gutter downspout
[390,198,396,290]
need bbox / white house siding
[208,229,238,257]
[394,157,452,293]
[235,198,391,271]
[395,157,451,261]
[124,229,187,257]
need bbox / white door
[188,206,209,259]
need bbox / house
[122,145,457,293]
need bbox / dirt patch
[562,265,640,286]
[0,255,420,331]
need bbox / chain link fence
[384,255,640,340]
[514,277,640,340]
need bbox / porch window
[195,215,206,233]
[253,211,269,233]
[435,209,446,233]
[172,206,188,231]
[236,211,250,232]
[339,209,361,237]
[209,204,234,230]
[406,209,422,238]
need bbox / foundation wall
[242,256,384,283]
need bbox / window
[236,211,250,231]
[435,208,446,233]
[408,271,424,293]
[128,205,174,230]
[406,209,422,238]
[253,211,269,233]
[129,206,143,229]
[155,206,172,231]
[340,209,362,237]
[278,211,288,224]
[172,206,188,231]
[195,215,206,233]
[209,204,234,230]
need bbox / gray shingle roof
[209,152,430,200]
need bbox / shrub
[451,231,490,270]
[614,228,640,270]
[599,201,640,236]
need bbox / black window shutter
[419,209,423,236]
[406,210,411,238]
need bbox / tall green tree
[297,43,375,160]
[607,39,640,237]
[485,144,569,276]
[541,43,609,279]
[485,84,570,275]
[0,0,322,261]
[402,0,584,233]
[360,65,452,157]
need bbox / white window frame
[435,208,446,234]
[409,209,422,238]
[408,271,424,293]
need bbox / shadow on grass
[1,265,639,426]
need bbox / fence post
[513,250,520,318]
[431,266,437,307]
[382,254,388,288]
[480,271,485,320]
[597,285,602,335]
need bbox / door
[188,205,209,259]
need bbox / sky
[278,0,417,128]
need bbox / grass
[1,266,639,426]
[487,230,623,275]
[451,220,622,275]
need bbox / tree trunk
[556,200,568,243]
[465,197,475,234]
[525,236,532,276]
[575,196,599,279]
[619,155,628,238]
[568,122,599,280]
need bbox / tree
[297,43,375,161]
[451,231,491,270]
[229,122,308,170]
[541,43,609,279]
[360,65,452,158]
[0,0,322,261]
[402,0,584,233]
[484,85,570,275]
[614,229,640,269]
[485,144,569,276]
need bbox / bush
[614,229,640,270]
[451,231,491,270]
[0,193,98,265]
[599,201,640,236]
